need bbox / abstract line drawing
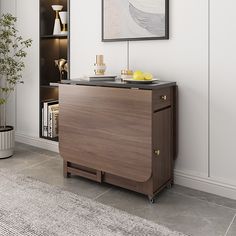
[102,0,169,41]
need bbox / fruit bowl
[123,78,159,84]
[124,70,159,84]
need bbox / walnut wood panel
[59,85,152,182]
[67,167,102,183]
[103,173,153,195]
[152,87,171,111]
[152,108,172,191]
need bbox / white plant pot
[0,126,15,159]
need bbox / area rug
[0,170,187,236]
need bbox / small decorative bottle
[121,69,133,80]
[94,55,106,75]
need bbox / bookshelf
[40,0,70,142]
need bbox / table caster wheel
[149,197,156,204]
[166,183,173,189]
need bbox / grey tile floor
[1,142,236,236]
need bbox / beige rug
[0,170,187,236]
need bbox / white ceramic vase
[0,126,14,159]
[59,11,68,35]
[52,5,63,35]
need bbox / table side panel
[59,85,153,182]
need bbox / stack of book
[88,75,117,81]
[42,100,59,139]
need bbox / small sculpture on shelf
[121,69,133,80]
[55,59,68,81]
[52,5,63,35]
[94,55,106,75]
[121,42,133,80]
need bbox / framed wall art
[102,0,169,42]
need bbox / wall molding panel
[15,132,59,153]
[175,169,236,200]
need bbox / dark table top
[61,80,176,90]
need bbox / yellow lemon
[133,70,144,80]
[144,73,153,81]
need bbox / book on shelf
[89,75,117,81]
[48,104,59,138]
[52,110,59,138]
[42,100,59,139]
[49,82,59,87]
[61,75,117,83]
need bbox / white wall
[70,0,127,78]
[210,0,236,186]
[0,0,38,136]
[15,0,39,138]
[0,0,58,151]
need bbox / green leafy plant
[0,13,32,130]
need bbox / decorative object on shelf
[102,0,169,41]
[94,55,106,75]
[59,11,68,35]
[89,75,116,81]
[42,100,59,138]
[123,78,159,84]
[0,14,32,159]
[121,42,133,80]
[123,70,158,84]
[55,59,68,81]
[121,69,133,80]
[52,5,63,35]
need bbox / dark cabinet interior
[39,0,69,141]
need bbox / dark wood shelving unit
[40,0,70,142]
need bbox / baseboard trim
[15,132,59,153]
[174,169,236,200]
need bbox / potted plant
[0,13,32,159]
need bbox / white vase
[0,126,14,159]
[53,18,61,35]
[59,11,68,35]
[52,5,63,35]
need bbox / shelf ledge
[40,35,68,39]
